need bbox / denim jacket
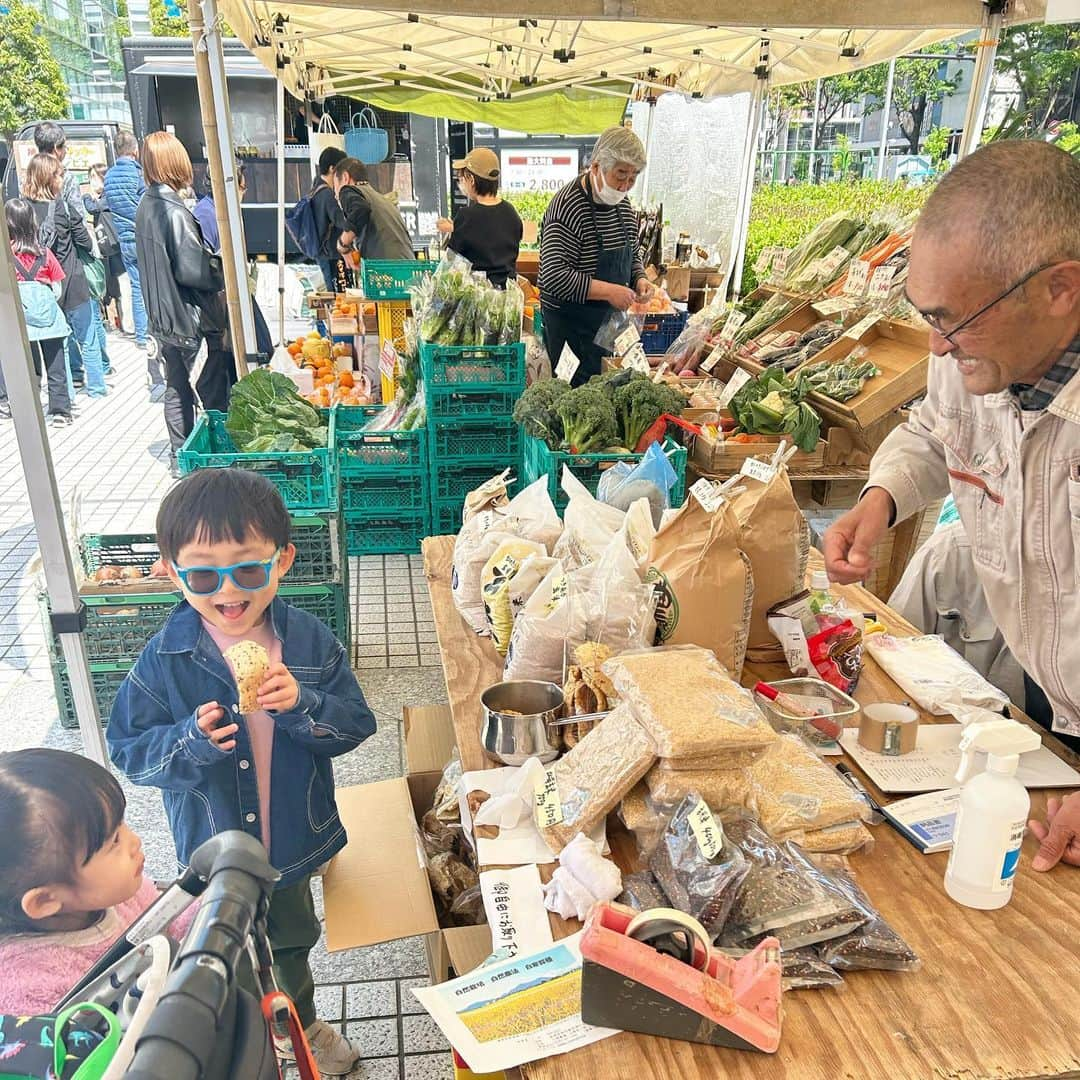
[107,597,376,886]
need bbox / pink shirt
[0,877,195,1016]
[202,617,281,853]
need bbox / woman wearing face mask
[538,126,653,385]
[436,148,522,289]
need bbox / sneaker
[149,384,167,404]
[0,401,10,420]
[276,1020,361,1077]
[71,374,85,389]
[47,412,73,426]
[168,456,181,479]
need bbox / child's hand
[258,663,300,713]
[196,701,239,752]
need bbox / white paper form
[839,724,1080,793]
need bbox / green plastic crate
[340,473,429,515]
[178,410,337,513]
[343,512,429,556]
[424,383,522,421]
[53,659,131,729]
[420,342,525,390]
[522,435,687,514]
[79,517,344,587]
[45,581,350,663]
[361,259,434,301]
[335,405,427,477]
[430,499,465,537]
[429,417,521,465]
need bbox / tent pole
[190,0,259,375]
[639,99,656,203]
[809,77,822,179]
[0,215,107,764]
[876,57,897,180]
[957,4,1004,160]
[730,56,769,300]
[277,74,287,350]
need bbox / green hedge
[741,180,932,294]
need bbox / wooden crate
[691,430,827,474]
[800,319,929,432]
[734,302,848,377]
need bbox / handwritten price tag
[688,798,723,859]
[623,342,650,374]
[534,769,563,828]
[868,265,897,302]
[717,367,752,408]
[555,343,580,382]
[700,344,725,375]
[379,341,398,379]
[814,297,855,317]
[740,456,777,484]
[614,324,642,357]
[819,245,851,276]
[843,312,884,341]
[718,309,747,346]
[844,259,871,296]
[690,477,726,513]
[753,246,776,275]
[768,249,790,283]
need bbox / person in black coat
[135,132,228,474]
[311,146,348,291]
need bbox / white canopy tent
[0,0,1048,756]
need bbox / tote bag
[344,108,389,165]
[311,114,346,160]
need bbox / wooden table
[422,535,1080,1080]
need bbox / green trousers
[241,873,320,1028]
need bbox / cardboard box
[404,704,457,777]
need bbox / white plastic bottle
[944,720,1041,910]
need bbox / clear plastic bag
[540,703,658,855]
[598,444,678,527]
[603,645,778,757]
[618,870,669,912]
[586,531,658,657]
[720,816,863,949]
[618,784,675,858]
[653,747,770,772]
[814,864,921,972]
[717,945,844,991]
[645,764,759,813]
[799,820,875,855]
[649,792,749,938]
[553,468,626,571]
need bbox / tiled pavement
[0,332,455,1078]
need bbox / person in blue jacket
[103,131,164,401]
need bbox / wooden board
[803,319,930,432]
[422,534,1080,1080]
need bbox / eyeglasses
[918,261,1060,347]
[172,550,280,596]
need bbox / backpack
[285,181,329,260]
[13,253,64,331]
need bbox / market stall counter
[420,533,1080,1080]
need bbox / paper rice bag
[645,485,753,679]
[224,640,270,714]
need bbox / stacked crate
[361,259,435,402]
[422,342,526,536]
[47,514,349,729]
[335,405,429,557]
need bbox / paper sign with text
[844,259,870,296]
[754,246,776,274]
[614,325,642,356]
[379,341,398,379]
[718,309,747,346]
[868,265,897,301]
[844,312,884,340]
[688,798,723,859]
[700,344,725,374]
[740,456,777,484]
[479,864,554,960]
[623,342,650,373]
[690,477,726,513]
[556,343,580,383]
[717,367,752,408]
[534,769,563,828]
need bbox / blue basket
[344,108,389,164]
[639,311,689,354]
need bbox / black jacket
[30,196,91,313]
[338,183,414,261]
[311,181,346,259]
[135,183,226,350]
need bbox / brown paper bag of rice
[644,484,753,679]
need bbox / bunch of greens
[410,254,522,347]
[730,367,822,453]
[225,368,327,453]
[514,369,688,453]
[797,357,879,402]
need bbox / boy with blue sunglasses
[107,469,375,1077]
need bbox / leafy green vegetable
[224,368,326,453]
[611,379,689,450]
[797,357,879,402]
[513,378,573,448]
[731,367,822,453]
[556,386,619,454]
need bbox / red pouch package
[807,620,862,695]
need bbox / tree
[890,46,963,155]
[993,22,1080,134]
[149,0,190,37]
[779,68,887,137]
[0,0,70,141]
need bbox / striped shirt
[1010,334,1080,412]
[538,175,644,309]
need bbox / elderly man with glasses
[825,140,1080,872]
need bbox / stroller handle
[123,831,280,1079]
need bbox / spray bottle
[944,719,1042,910]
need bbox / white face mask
[592,167,627,206]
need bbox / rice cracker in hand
[224,640,270,714]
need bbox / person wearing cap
[436,148,522,289]
[538,126,653,385]
[334,157,414,262]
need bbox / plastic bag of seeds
[617,870,669,912]
[619,784,675,858]
[719,815,863,949]
[645,764,760,815]
[603,646,778,757]
[799,820,875,855]
[653,746,771,772]
[539,703,658,855]
[649,792,750,937]
[717,945,844,991]
[814,865,921,972]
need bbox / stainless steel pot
[480,680,564,766]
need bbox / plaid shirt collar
[1011,335,1080,412]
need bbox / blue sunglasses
[172,550,281,596]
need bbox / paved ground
[0,331,454,1079]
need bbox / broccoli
[611,379,689,451]
[556,386,619,454]
[512,378,574,449]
